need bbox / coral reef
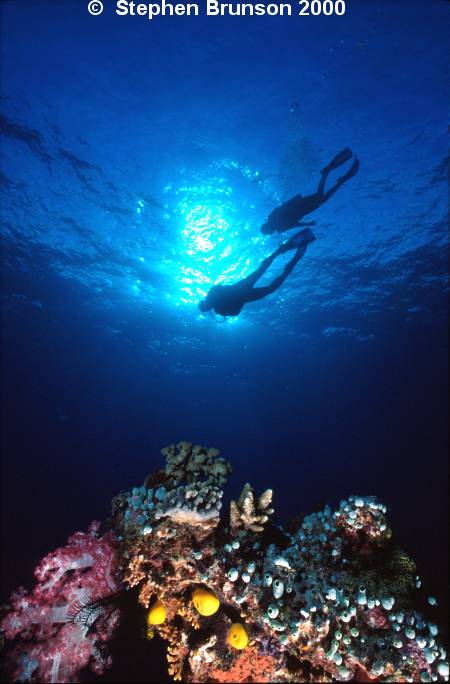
[1,441,448,683]
[115,443,448,683]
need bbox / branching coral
[159,623,190,681]
[230,482,274,533]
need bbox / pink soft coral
[1,521,121,683]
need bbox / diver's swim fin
[321,147,353,174]
[283,227,316,251]
[337,157,360,183]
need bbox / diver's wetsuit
[199,228,315,317]
[261,148,359,234]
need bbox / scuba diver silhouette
[261,148,359,234]
[198,228,315,318]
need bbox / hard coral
[163,441,232,488]
[230,482,274,533]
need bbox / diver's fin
[337,157,360,183]
[296,227,316,246]
[321,147,353,174]
[283,227,316,251]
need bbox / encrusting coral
[1,441,448,683]
[207,645,280,682]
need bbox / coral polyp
[1,441,448,683]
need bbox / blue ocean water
[0,0,448,665]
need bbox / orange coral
[159,623,190,681]
[208,646,278,683]
[124,553,147,587]
[177,601,201,630]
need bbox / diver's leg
[242,244,290,287]
[316,150,351,197]
[245,227,313,292]
[318,149,356,198]
[316,174,326,198]
[337,156,359,183]
[282,227,316,252]
[247,245,307,302]
[321,148,353,175]
[321,157,360,202]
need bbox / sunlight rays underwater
[160,159,279,313]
